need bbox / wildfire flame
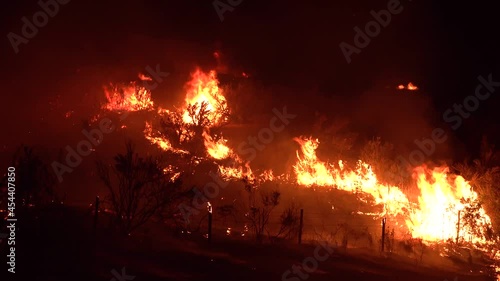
[397,82,419,91]
[181,69,229,126]
[103,82,154,111]
[293,137,409,217]
[293,136,493,243]
[202,131,232,160]
[102,68,495,249]
[407,166,492,243]
[143,121,173,151]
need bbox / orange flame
[103,82,154,111]
[182,69,228,126]
[203,131,232,160]
[293,136,493,243]
[397,82,419,91]
[407,166,492,243]
[144,121,173,151]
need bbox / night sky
[0,0,499,202]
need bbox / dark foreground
[2,205,496,281]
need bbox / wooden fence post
[298,209,304,244]
[381,217,386,252]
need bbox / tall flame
[407,166,492,243]
[182,69,228,126]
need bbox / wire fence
[185,208,396,249]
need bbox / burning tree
[159,100,230,159]
[96,142,186,235]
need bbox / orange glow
[397,82,418,91]
[138,73,153,81]
[407,82,418,90]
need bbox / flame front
[293,137,409,217]
[293,136,493,243]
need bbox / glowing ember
[103,82,154,111]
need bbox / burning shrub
[96,142,186,235]
[454,138,500,240]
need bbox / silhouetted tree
[97,142,185,234]
[1,145,57,207]
[243,177,281,242]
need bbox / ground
[4,204,496,281]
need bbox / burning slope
[293,136,494,244]
[100,67,495,247]
[293,137,410,217]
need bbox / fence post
[381,217,386,252]
[208,203,213,243]
[93,196,100,231]
[298,209,304,244]
[456,210,461,244]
